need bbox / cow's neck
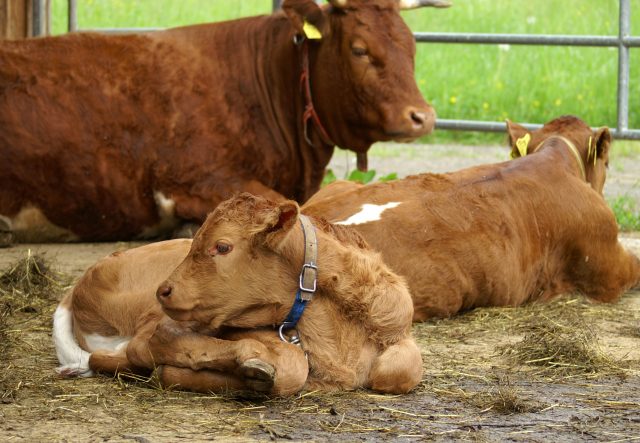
[250,15,337,202]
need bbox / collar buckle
[299,263,318,297]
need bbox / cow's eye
[208,242,233,256]
[351,46,368,57]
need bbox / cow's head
[506,116,611,194]
[156,194,303,330]
[282,0,446,152]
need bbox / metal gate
[65,0,638,139]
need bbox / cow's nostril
[410,111,426,127]
[157,285,172,298]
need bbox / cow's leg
[0,215,12,247]
[367,338,423,394]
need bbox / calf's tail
[52,292,93,377]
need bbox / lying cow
[303,116,640,320]
[54,193,422,395]
[0,0,448,243]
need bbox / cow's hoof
[0,216,12,248]
[240,358,275,393]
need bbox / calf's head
[506,115,611,194]
[282,0,446,152]
[156,194,304,330]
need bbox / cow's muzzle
[386,106,436,140]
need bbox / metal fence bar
[68,0,77,32]
[617,0,631,133]
[31,0,46,36]
[415,32,640,48]
[435,119,640,140]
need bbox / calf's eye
[208,242,233,256]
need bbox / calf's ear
[592,127,611,163]
[282,0,329,40]
[258,200,300,238]
[506,120,531,159]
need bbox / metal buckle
[299,263,318,294]
[278,324,301,346]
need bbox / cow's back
[305,165,619,317]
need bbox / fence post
[617,0,630,133]
[68,0,77,32]
[272,0,281,11]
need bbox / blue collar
[278,214,317,345]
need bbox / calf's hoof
[240,358,276,393]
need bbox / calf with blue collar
[54,193,422,395]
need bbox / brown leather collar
[298,38,334,148]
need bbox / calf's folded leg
[156,330,309,396]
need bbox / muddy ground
[0,143,639,442]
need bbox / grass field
[50,0,640,144]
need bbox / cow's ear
[592,127,611,164]
[506,120,531,159]
[282,0,329,40]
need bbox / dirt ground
[1,143,639,442]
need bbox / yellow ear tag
[514,133,530,158]
[303,20,322,40]
[589,136,597,166]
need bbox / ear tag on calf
[588,136,597,166]
[512,133,530,159]
[303,20,322,40]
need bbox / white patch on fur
[53,306,93,378]
[138,191,180,239]
[335,202,402,226]
[11,205,79,242]
[84,334,131,353]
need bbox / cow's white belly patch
[138,190,180,239]
[84,333,132,353]
[335,202,402,226]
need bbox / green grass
[609,195,640,231]
[50,0,640,144]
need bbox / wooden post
[0,0,50,40]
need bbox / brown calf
[303,116,640,320]
[54,194,422,395]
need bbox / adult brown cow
[54,193,422,395]
[0,0,445,243]
[303,116,640,320]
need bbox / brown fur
[303,116,640,320]
[55,194,421,395]
[0,0,437,242]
